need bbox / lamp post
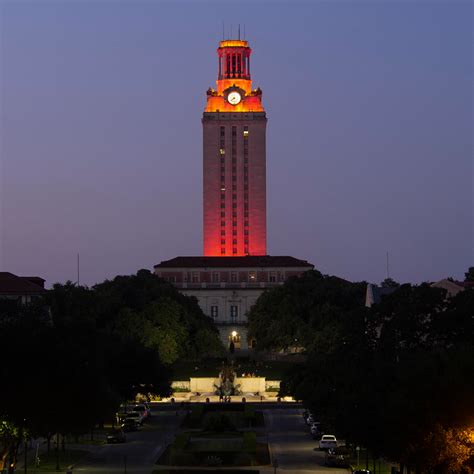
[272,457,278,474]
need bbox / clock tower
[203,39,267,256]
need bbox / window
[221,221,225,226]
[232,203,237,209]
[269,272,276,282]
[221,193,225,199]
[221,230,225,236]
[232,126,237,136]
[248,271,256,282]
[244,239,249,244]
[221,212,225,218]
[231,272,238,282]
[244,246,249,254]
[212,272,219,283]
[232,185,237,191]
[232,248,237,254]
[232,194,237,200]
[221,239,225,245]
[232,230,237,236]
[244,220,249,227]
[192,272,199,283]
[230,305,238,321]
[233,239,237,245]
[221,248,226,255]
[211,305,218,319]
[244,229,249,235]
[243,126,249,137]
[219,148,225,155]
[220,126,225,136]
[232,212,237,217]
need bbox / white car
[319,435,337,450]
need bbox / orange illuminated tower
[203,39,267,256]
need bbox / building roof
[0,272,47,295]
[365,283,398,308]
[154,255,314,269]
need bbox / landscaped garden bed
[181,403,264,429]
[157,406,269,467]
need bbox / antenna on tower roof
[243,24,246,40]
[238,24,240,40]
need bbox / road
[264,408,350,474]
[25,406,349,473]
[72,409,183,473]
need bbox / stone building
[154,256,313,349]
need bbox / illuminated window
[219,148,225,155]
[221,186,226,191]
[243,126,249,137]
[211,305,218,318]
[248,271,256,282]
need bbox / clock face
[227,91,241,105]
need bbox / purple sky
[1,1,472,287]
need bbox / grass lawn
[26,449,89,471]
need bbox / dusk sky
[1,1,472,287]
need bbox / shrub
[243,432,257,453]
[204,414,236,432]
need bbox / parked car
[124,411,144,425]
[319,434,338,450]
[121,418,140,432]
[306,415,315,425]
[106,429,126,443]
[353,470,371,474]
[133,404,150,418]
[325,447,350,467]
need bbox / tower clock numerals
[227,91,241,105]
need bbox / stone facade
[154,256,314,349]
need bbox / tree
[380,277,400,288]
[464,266,474,282]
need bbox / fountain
[214,361,241,396]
